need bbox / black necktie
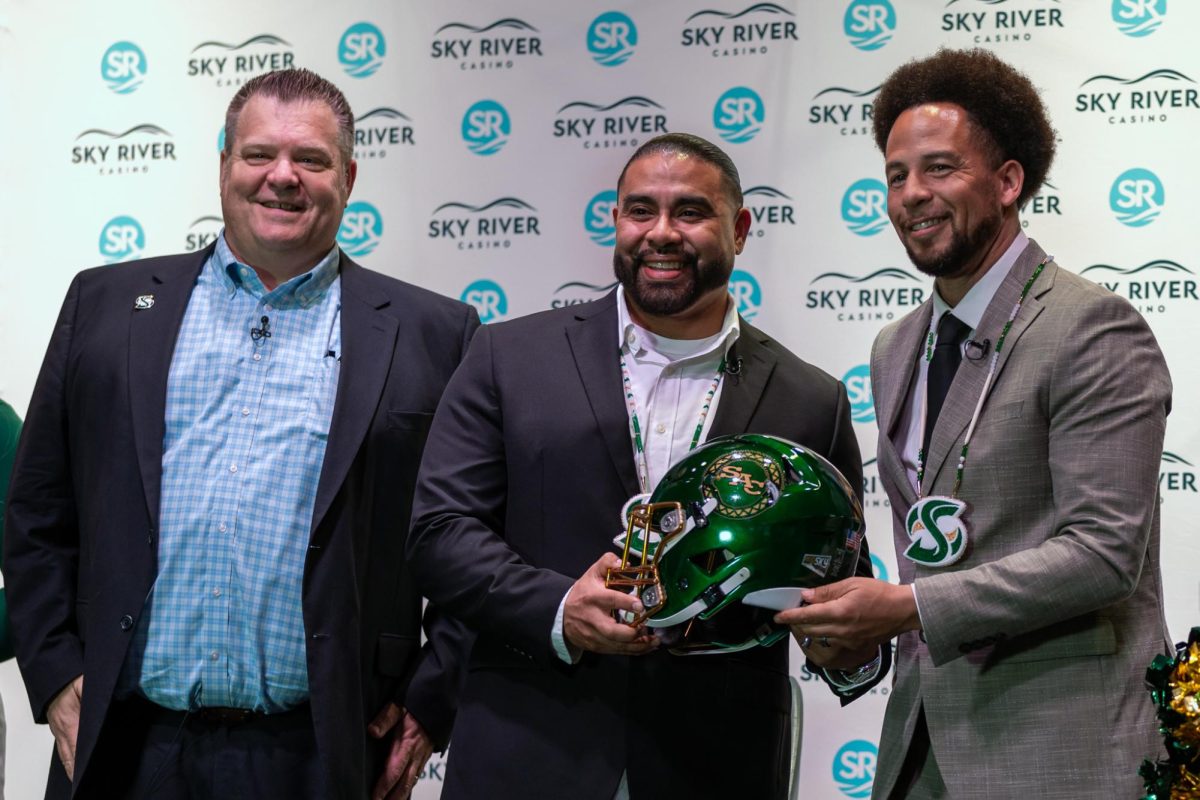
[923,312,972,454]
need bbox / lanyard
[914,257,1050,498]
[620,352,725,494]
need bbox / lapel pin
[134,294,155,310]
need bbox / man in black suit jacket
[408,133,887,799]
[4,69,476,800]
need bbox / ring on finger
[819,635,831,648]
[800,635,812,648]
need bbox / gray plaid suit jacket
[869,239,1172,799]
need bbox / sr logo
[100,216,145,264]
[460,279,508,324]
[1110,168,1164,227]
[870,553,890,583]
[843,0,895,51]
[462,100,511,156]
[337,201,383,257]
[339,22,386,78]
[217,126,226,153]
[587,11,637,66]
[841,178,888,236]
[1112,0,1166,37]
[584,190,618,246]
[833,739,878,798]
[842,364,874,424]
[713,87,764,144]
[728,269,761,321]
[101,41,147,94]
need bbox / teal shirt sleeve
[0,400,22,662]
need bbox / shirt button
[264,304,273,312]
[218,522,227,532]
[655,423,667,434]
[212,588,222,598]
[241,407,250,416]
[252,353,262,361]
[229,464,238,474]
[210,651,220,661]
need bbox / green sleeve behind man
[0,399,22,662]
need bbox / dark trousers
[70,699,331,800]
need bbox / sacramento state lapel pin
[134,294,155,310]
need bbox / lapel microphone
[964,338,990,361]
[250,315,272,343]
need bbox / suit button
[119,615,134,631]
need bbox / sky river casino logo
[462,100,511,155]
[461,280,508,324]
[553,96,667,151]
[584,190,618,247]
[1160,450,1198,499]
[1113,0,1166,37]
[842,179,888,237]
[588,12,638,67]
[100,215,145,264]
[1074,69,1197,127]
[337,201,383,258]
[1110,168,1164,227]
[101,41,146,94]
[72,124,177,176]
[339,22,386,78]
[353,108,415,159]
[808,268,927,323]
[728,269,761,321]
[939,0,1063,44]
[430,18,543,71]
[185,215,222,252]
[713,87,764,144]
[834,739,878,797]
[1080,259,1193,317]
[844,0,895,51]
[429,197,541,251]
[810,83,879,137]
[743,186,795,238]
[187,35,295,87]
[679,3,798,58]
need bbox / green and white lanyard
[620,351,725,495]
[904,257,1049,568]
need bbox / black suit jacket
[3,245,479,799]
[408,290,887,800]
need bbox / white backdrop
[0,1,1196,797]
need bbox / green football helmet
[606,434,864,655]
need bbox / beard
[904,211,1002,279]
[612,248,733,317]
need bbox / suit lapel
[708,322,777,438]
[876,304,932,509]
[564,291,640,496]
[128,248,212,528]
[924,240,1052,486]
[310,256,398,536]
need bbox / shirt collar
[932,230,1028,330]
[213,231,341,309]
[616,286,740,361]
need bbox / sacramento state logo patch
[702,450,782,519]
[903,495,968,567]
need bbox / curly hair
[872,48,1056,207]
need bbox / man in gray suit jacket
[776,50,1172,798]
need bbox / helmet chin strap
[647,566,751,628]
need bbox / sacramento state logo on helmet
[606,434,864,655]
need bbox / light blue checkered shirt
[120,233,342,712]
